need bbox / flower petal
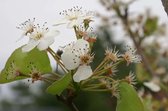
[37,37,55,51]
[67,18,84,28]
[73,65,92,82]
[16,33,25,42]
[67,20,78,28]
[45,30,60,38]
[22,39,40,52]
[61,49,80,70]
[53,19,68,26]
[144,81,160,92]
[63,42,75,52]
[73,39,89,53]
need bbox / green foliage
[0,46,52,83]
[144,17,158,36]
[136,64,150,81]
[116,82,144,111]
[46,73,72,95]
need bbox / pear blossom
[122,45,142,66]
[61,39,93,82]
[105,47,120,62]
[54,6,95,28]
[22,24,59,52]
[16,18,35,41]
[29,67,42,83]
[125,72,137,85]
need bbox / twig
[56,95,79,111]
[47,47,68,73]
[114,5,156,76]
[127,28,156,76]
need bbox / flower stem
[82,88,112,92]
[83,83,105,89]
[74,26,79,39]
[93,59,108,73]
[47,47,68,73]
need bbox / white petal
[144,81,160,92]
[45,30,59,38]
[22,39,40,52]
[73,65,92,82]
[67,20,78,28]
[53,19,68,26]
[67,18,84,28]
[16,33,25,42]
[73,39,89,52]
[61,49,80,70]
[63,42,75,52]
[37,37,54,51]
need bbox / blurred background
[1,0,168,111]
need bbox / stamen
[16,18,36,36]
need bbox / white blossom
[61,39,93,82]
[22,24,59,52]
[54,6,95,28]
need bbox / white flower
[22,24,59,52]
[144,81,160,92]
[54,6,95,28]
[16,18,35,41]
[61,39,93,82]
[122,45,142,66]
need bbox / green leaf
[136,64,150,81]
[144,17,158,36]
[0,46,52,83]
[46,73,72,95]
[116,82,145,111]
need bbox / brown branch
[161,0,168,16]
[56,95,79,111]
[126,27,156,76]
[114,5,156,76]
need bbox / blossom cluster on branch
[0,5,144,111]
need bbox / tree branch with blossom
[0,5,145,111]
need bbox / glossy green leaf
[46,73,72,95]
[0,46,52,83]
[116,82,145,111]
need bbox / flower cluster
[16,7,142,93]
